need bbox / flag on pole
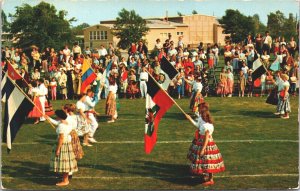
[270,59,280,72]
[81,59,97,93]
[1,72,8,102]
[102,60,113,78]
[252,57,267,82]
[159,56,179,90]
[145,75,174,154]
[7,62,22,80]
[3,76,34,152]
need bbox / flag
[7,62,22,80]
[81,59,97,93]
[252,57,267,82]
[252,64,267,81]
[145,75,174,154]
[3,76,34,151]
[1,72,8,102]
[102,60,113,78]
[252,57,263,71]
[270,60,280,72]
[159,56,179,90]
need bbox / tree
[10,2,76,51]
[282,13,297,40]
[112,8,149,50]
[218,9,255,43]
[1,10,10,32]
[192,10,198,15]
[71,23,90,35]
[252,14,267,35]
[177,12,184,16]
[267,10,285,37]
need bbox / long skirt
[28,97,43,118]
[76,115,90,136]
[277,96,291,114]
[45,100,55,116]
[227,79,234,94]
[49,142,78,173]
[106,92,116,117]
[187,130,225,174]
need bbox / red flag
[7,63,22,80]
[145,75,174,154]
[254,78,261,87]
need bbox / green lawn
[1,96,299,190]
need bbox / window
[177,32,183,36]
[89,31,93,40]
[93,31,97,40]
[100,31,108,40]
[97,31,100,40]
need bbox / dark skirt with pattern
[49,142,78,173]
[187,130,225,174]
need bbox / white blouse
[56,123,72,143]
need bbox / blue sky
[2,0,299,26]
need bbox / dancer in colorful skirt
[185,103,225,186]
[28,81,43,124]
[48,110,78,186]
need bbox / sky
[1,0,299,27]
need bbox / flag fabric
[159,56,179,90]
[102,60,113,78]
[145,75,174,154]
[252,64,267,81]
[81,59,97,93]
[252,57,263,71]
[270,60,280,72]
[7,62,22,80]
[252,55,267,82]
[1,72,8,102]
[3,76,34,151]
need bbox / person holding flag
[186,103,225,186]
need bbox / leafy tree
[218,9,255,43]
[192,10,198,15]
[112,8,149,50]
[267,10,285,37]
[282,13,297,40]
[10,2,76,51]
[71,23,90,35]
[1,10,10,32]
[252,14,267,35]
[177,12,184,16]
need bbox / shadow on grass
[237,110,276,118]
[131,160,204,186]
[2,160,56,186]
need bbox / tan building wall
[168,14,226,46]
[83,25,115,49]
[144,26,189,50]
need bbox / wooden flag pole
[4,72,56,129]
[145,70,188,116]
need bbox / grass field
[1,96,299,190]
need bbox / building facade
[83,25,116,49]
[84,14,227,50]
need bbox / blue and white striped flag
[2,76,34,152]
